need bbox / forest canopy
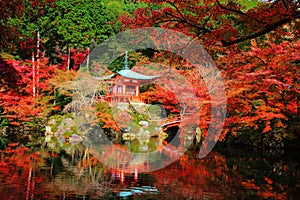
[0,0,299,147]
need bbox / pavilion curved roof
[94,68,160,81]
[117,69,160,80]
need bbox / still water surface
[0,137,299,200]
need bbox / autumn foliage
[0,49,87,125]
[0,0,299,147]
[119,0,300,145]
[221,40,300,142]
[0,56,57,124]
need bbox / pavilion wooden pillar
[123,84,126,95]
[135,85,139,96]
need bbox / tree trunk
[32,51,36,97]
[67,45,70,70]
[36,31,40,96]
[86,47,90,70]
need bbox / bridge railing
[159,114,184,126]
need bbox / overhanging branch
[221,17,295,46]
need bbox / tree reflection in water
[0,140,299,199]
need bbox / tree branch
[165,1,212,34]
[216,0,266,25]
[221,16,296,46]
[215,0,246,16]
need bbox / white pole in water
[26,167,32,200]
[134,168,138,181]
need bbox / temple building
[97,51,159,103]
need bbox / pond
[0,134,299,200]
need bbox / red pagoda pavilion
[98,51,159,103]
